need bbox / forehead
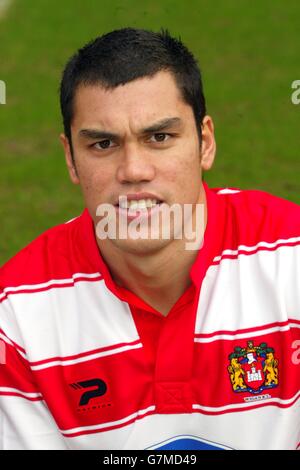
[71,71,193,131]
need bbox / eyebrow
[78,117,183,140]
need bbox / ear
[200,115,216,171]
[59,133,80,185]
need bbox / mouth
[114,197,164,219]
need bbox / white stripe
[0,332,28,360]
[0,395,68,449]
[65,215,80,224]
[3,280,140,362]
[61,399,300,448]
[2,272,102,294]
[195,244,300,335]
[1,397,297,449]
[217,188,241,195]
[31,342,143,370]
[194,322,300,343]
[0,387,43,399]
[192,390,300,413]
[0,331,13,346]
[3,237,295,295]
[213,236,300,263]
[61,405,156,435]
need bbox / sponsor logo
[228,340,279,394]
[146,435,233,450]
[69,378,111,413]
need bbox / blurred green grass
[0,0,299,264]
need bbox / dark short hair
[59,27,206,158]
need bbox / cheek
[164,150,202,182]
[76,161,113,200]
[162,150,202,200]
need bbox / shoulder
[211,186,300,244]
[214,186,300,213]
[0,213,86,290]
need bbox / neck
[97,190,207,316]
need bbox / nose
[116,143,156,184]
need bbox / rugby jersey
[0,182,300,450]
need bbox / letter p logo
[70,378,107,406]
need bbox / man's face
[61,70,215,254]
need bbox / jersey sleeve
[0,292,67,449]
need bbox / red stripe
[61,397,300,438]
[28,328,300,433]
[29,339,142,366]
[0,391,43,402]
[33,346,156,431]
[192,395,300,416]
[0,328,26,354]
[3,320,299,369]
[0,342,42,394]
[194,319,300,339]
[1,242,299,302]
[193,329,300,409]
[0,275,104,303]
[0,293,8,303]
[212,240,300,266]
[61,409,156,438]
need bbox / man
[0,27,299,450]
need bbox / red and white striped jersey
[0,183,300,450]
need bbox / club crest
[228,340,279,394]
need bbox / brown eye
[155,133,166,142]
[150,133,170,142]
[93,140,112,149]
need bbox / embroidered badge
[228,340,279,394]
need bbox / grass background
[0,0,299,265]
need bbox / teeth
[118,197,160,210]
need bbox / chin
[111,236,172,255]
